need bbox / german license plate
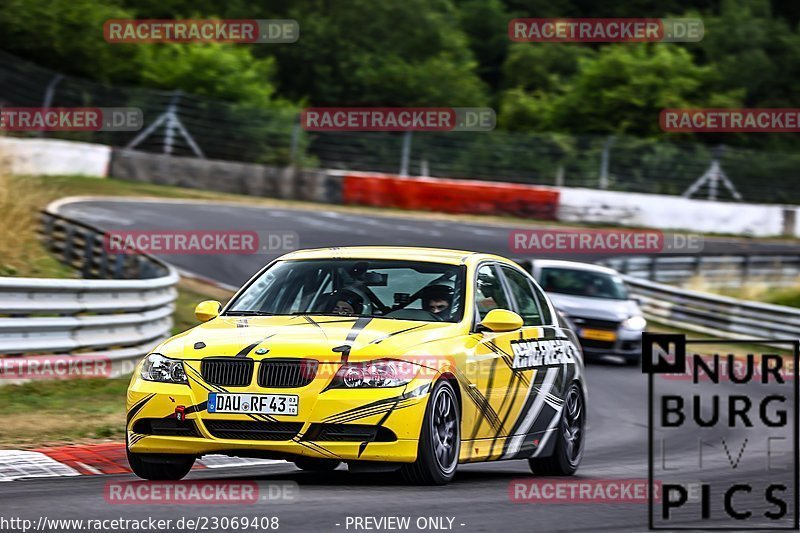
[207,393,298,416]
[580,328,617,342]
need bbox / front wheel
[528,382,585,476]
[127,449,195,480]
[400,379,460,485]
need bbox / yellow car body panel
[127,247,586,466]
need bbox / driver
[328,289,364,316]
[420,285,454,319]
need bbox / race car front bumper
[126,363,431,463]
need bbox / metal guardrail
[0,207,178,376]
[624,275,800,340]
[600,253,800,287]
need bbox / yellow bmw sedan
[127,247,587,485]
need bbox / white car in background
[529,260,646,365]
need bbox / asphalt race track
[3,198,797,532]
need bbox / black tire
[528,382,585,476]
[127,448,195,480]
[293,458,341,471]
[400,379,460,485]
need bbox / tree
[500,44,742,135]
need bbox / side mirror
[477,309,523,333]
[195,300,221,322]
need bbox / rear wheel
[127,449,195,480]
[400,379,460,485]
[293,458,341,471]
[528,383,584,476]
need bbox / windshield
[226,259,466,323]
[538,267,629,300]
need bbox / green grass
[0,377,130,447]
[713,284,800,309]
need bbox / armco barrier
[340,172,560,220]
[623,275,800,340]
[0,204,178,377]
[600,254,800,288]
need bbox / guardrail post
[63,225,74,264]
[82,229,94,278]
[41,214,55,250]
[648,256,658,280]
[98,233,110,279]
[113,252,125,279]
[742,255,752,284]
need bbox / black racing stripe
[488,375,526,457]
[128,433,147,446]
[126,393,156,426]
[292,438,342,460]
[358,441,369,458]
[323,404,396,425]
[325,401,418,426]
[453,368,503,433]
[468,357,499,441]
[321,386,424,423]
[485,340,529,389]
[529,401,561,436]
[366,324,427,345]
[346,317,373,344]
[185,366,222,392]
[324,404,397,425]
[303,315,329,340]
[235,342,259,358]
[510,404,560,460]
[499,368,556,458]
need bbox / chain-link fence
[1,50,799,204]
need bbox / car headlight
[621,315,647,330]
[140,353,188,384]
[330,359,413,388]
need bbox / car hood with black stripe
[153,315,466,363]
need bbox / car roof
[279,246,514,266]
[531,259,620,275]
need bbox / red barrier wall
[341,173,560,220]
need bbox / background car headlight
[140,353,188,384]
[330,359,412,388]
[621,315,647,330]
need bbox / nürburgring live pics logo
[643,333,799,530]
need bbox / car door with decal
[465,263,541,447]
[498,265,579,459]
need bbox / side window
[474,264,510,320]
[531,280,554,325]
[500,267,543,326]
